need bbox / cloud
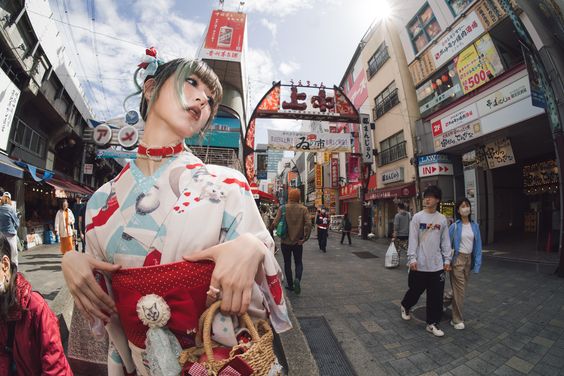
[222,0,314,16]
[260,18,277,38]
[279,61,300,77]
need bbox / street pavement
[277,233,564,376]
[16,238,564,376]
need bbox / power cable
[89,0,112,118]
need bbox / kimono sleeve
[84,185,111,262]
[221,170,292,333]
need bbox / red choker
[137,142,184,159]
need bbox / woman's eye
[186,78,197,86]
[207,97,214,107]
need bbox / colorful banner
[267,130,352,152]
[455,34,504,94]
[200,10,246,62]
[331,158,339,188]
[315,165,323,189]
[431,11,485,67]
[431,103,478,137]
[348,155,360,182]
[434,122,482,152]
[484,137,516,169]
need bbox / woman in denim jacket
[448,198,482,330]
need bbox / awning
[46,177,92,195]
[365,182,416,201]
[250,184,278,203]
[0,154,24,179]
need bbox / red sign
[331,158,339,188]
[339,182,361,200]
[200,10,246,62]
[365,182,416,201]
[348,155,360,182]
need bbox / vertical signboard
[359,113,373,164]
[315,165,323,189]
[200,10,246,62]
[0,69,21,151]
[330,158,339,188]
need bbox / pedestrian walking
[0,234,72,375]
[340,213,352,245]
[54,199,75,255]
[446,198,482,330]
[392,202,411,261]
[316,208,329,252]
[77,196,88,253]
[400,185,452,337]
[0,193,19,266]
[71,197,84,251]
[61,53,290,375]
[271,188,311,294]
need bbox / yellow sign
[456,34,503,94]
[315,189,323,207]
[315,165,323,189]
[324,152,331,164]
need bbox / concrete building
[396,0,555,256]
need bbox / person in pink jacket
[0,234,72,375]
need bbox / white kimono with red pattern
[85,151,291,375]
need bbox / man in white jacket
[400,185,452,337]
[54,199,75,254]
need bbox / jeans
[317,228,328,251]
[281,244,303,287]
[401,270,445,325]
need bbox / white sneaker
[450,321,465,330]
[426,324,445,337]
[400,305,411,320]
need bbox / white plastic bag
[385,241,400,268]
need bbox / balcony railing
[378,141,407,166]
[373,89,399,120]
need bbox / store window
[379,131,406,166]
[408,3,442,54]
[373,81,399,120]
[11,117,47,158]
[446,0,474,17]
[367,43,390,79]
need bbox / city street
[278,233,564,376]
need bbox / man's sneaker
[426,324,445,337]
[450,320,465,330]
[284,284,294,292]
[294,279,301,295]
[400,305,411,320]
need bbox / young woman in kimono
[61,50,291,375]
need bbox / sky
[45,0,386,143]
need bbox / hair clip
[138,47,165,78]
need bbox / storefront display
[523,160,559,195]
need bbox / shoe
[400,305,411,320]
[284,284,294,291]
[426,324,445,337]
[450,320,465,330]
[294,279,301,295]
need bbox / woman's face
[62,200,68,210]
[0,255,11,295]
[147,74,213,139]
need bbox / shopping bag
[276,206,287,238]
[385,241,400,268]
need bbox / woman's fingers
[90,258,121,273]
[73,295,93,323]
[239,285,252,316]
[81,281,116,317]
[220,285,234,314]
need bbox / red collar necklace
[137,142,184,160]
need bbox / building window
[11,117,47,158]
[379,132,407,166]
[408,3,442,54]
[367,43,390,79]
[446,0,474,17]
[373,82,399,119]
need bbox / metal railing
[373,89,399,119]
[378,141,407,166]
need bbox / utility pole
[499,0,564,276]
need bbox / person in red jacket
[0,234,72,375]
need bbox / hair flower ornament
[138,47,165,79]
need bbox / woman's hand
[62,252,121,323]
[184,233,266,316]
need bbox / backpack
[276,206,287,238]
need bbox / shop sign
[83,164,93,175]
[484,137,516,169]
[315,189,323,207]
[455,34,504,94]
[420,84,462,114]
[419,162,453,177]
[96,150,137,159]
[381,167,404,185]
[463,168,478,219]
[315,165,323,189]
[476,76,530,117]
[365,183,416,201]
[307,191,317,202]
[348,154,360,182]
[339,182,361,200]
[267,130,351,152]
[200,10,246,62]
[418,153,451,166]
[0,68,21,151]
[431,11,485,67]
[434,121,482,152]
[330,158,339,188]
[431,103,478,137]
[359,114,373,164]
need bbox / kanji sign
[267,130,351,152]
[200,10,246,62]
[0,68,20,151]
[315,165,323,189]
[331,158,339,188]
[359,114,373,164]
